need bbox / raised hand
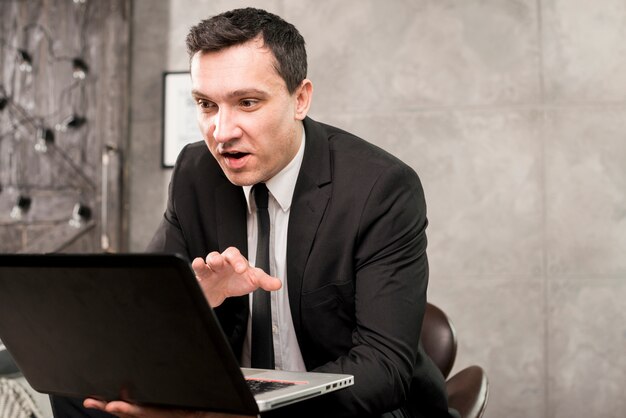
[191,247,282,307]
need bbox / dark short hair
[186,8,307,94]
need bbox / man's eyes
[196,99,216,110]
[239,99,260,109]
[194,98,260,111]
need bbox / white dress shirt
[240,132,307,372]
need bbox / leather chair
[420,303,489,418]
[421,303,457,378]
[446,365,488,418]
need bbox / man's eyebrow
[191,89,208,99]
[190,89,269,100]
[228,88,269,98]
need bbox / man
[53,7,457,418]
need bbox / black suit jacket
[146,118,453,418]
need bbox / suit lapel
[287,118,332,340]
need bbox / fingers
[191,258,208,281]
[83,398,107,410]
[91,400,163,418]
[218,248,281,290]
[192,253,218,280]
[83,399,135,418]
[251,267,282,291]
[204,251,225,272]
[192,248,280,307]
[198,248,281,290]
[221,247,249,273]
[197,248,250,274]
[195,249,245,277]
[104,401,146,417]
[85,398,249,418]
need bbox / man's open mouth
[225,152,248,159]
[221,151,251,169]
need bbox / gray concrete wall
[130,1,626,417]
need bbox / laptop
[0,253,353,414]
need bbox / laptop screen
[0,254,258,414]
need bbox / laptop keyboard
[246,378,297,395]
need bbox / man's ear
[294,79,313,120]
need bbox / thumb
[253,268,282,291]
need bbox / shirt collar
[242,129,306,214]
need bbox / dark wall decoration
[0,0,130,253]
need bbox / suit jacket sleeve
[270,161,429,417]
[146,154,189,257]
[323,164,428,416]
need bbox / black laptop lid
[0,253,258,415]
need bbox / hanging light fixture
[72,58,88,80]
[10,195,31,220]
[34,127,54,153]
[55,114,86,132]
[0,85,9,111]
[17,49,33,73]
[69,202,91,228]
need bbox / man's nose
[212,108,241,143]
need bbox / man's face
[190,38,310,186]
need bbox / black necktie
[251,183,274,369]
